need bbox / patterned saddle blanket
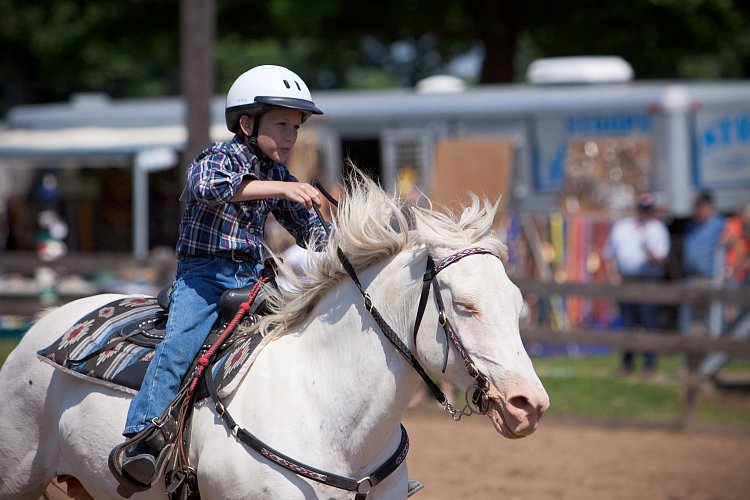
[37,296,267,399]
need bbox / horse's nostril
[508,395,534,414]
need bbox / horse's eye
[454,299,480,315]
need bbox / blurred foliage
[1,0,750,113]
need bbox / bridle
[312,179,497,420]
[412,248,498,419]
[337,244,497,421]
[205,183,500,499]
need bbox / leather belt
[217,250,254,262]
[183,251,255,263]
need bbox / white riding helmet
[225,65,323,133]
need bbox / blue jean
[620,301,658,370]
[124,256,263,435]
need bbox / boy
[116,65,329,487]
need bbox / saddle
[36,267,277,499]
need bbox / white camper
[2,70,749,257]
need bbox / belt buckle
[230,250,246,263]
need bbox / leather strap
[205,365,409,498]
[336,247,447,404]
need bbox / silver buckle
[356,477,372,496]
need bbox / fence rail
[521,326,750,354]
[0,252,171,316]
[513,275,750,426]
[513,277,750,306]
[1,251,748,426]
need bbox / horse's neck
[239,249,424,469]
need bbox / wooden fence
[0,252,174,316]
[2,251,749,425]
[513,276,750,425]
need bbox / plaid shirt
[176,135,329,261]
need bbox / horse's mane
[255,167,508,339]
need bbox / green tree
[260,0,750,84]
[2,0,750,114]
[0,0,179,111]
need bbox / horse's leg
[0,310,67,499]
[55,381,144,499]
[0,295,125,500]
[51,476,94,500]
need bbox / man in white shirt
[604,193,671,375]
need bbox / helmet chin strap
[244,113,275,170]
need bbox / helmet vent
[283,79,291,89]
[295,81,302,91]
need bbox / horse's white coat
[0,174,549,499]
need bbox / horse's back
[0,294,131,499]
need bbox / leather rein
[204,182,497,499]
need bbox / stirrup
[121,444,157,487]
[407,479,424,497]
[108,422,177,497]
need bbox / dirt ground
[403,409,750,500]
[43,409,750,500]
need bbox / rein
[312,179,496,419]
[203,181,498,499]
[200,276,410,499]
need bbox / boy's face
[256,108,303,164]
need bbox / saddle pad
[37,297,163,394]
[37,296,270,399]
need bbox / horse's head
[410,197,549,439]
[260,169,548,438]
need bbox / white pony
[0,172,549,499]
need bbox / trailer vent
[527,56,634,85]
[380,128,438,197]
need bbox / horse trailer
[1,77,749,254]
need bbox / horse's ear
[388,211,410,234]
[401,207,417,231]
[387,206,416,234]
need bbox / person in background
[604,193,670,375]
[679,190,726,337]
[114,65,329,489]
[719,202,750,324]
[722,202,750,288]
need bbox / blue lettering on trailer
[564,113,652,135]
[701,113,750,152]
[695,111,750,188]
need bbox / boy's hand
[280,182,322,210]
